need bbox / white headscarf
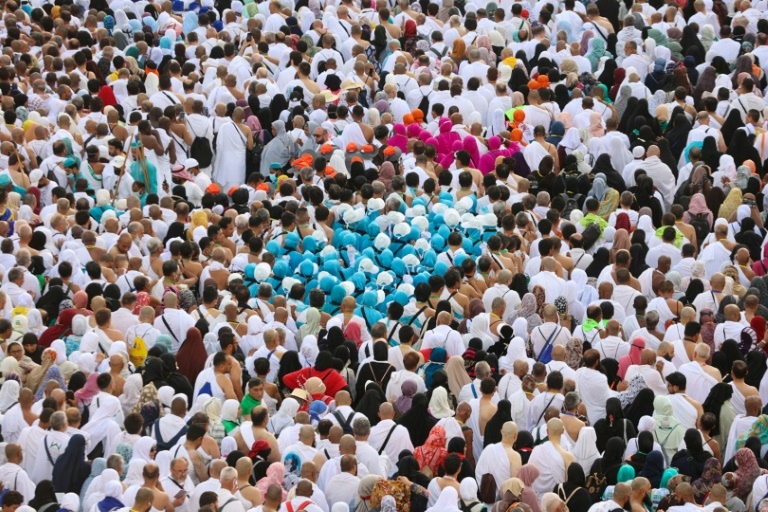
[572,426,601,475]
[428,386,454,419]
[426,486,460,512]
[269,397,299,435]
[120,374,143,416]
[124,458,147,487]
[221,399,240,423]
[0,380,20,413]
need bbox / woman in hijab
[159,353,194,403]
[590,437,627,485]
[585,248,611,280]
[259,120,297,175]
[355,475,384,512]
[733,448,765,502]
[28,480,58,512]
[393,453,431,487]
[256,463,288,502]
[670,428,711,480]
[554,463,592,512]
[618,338,645,380]
[141,357,168,390]
[482,400,513,448]
[654,395,686,463]
[38,309,76,347]
[518,465,543,512]
[413,425,448,475]
[398,393,436,447]
[175,327,206,387]
[691,458,723,504]
[52,435,92,493]
[268,398,299,436]
[711,339,744,379]
[639,450,666,488]
[594,398,637,453]
[355,382,387,425]
[354,342,394,401]
[394,380,417,417]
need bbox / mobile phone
[175,490,186,499]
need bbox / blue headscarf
[183,11,198,35]
[103,15,115,35]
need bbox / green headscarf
[596,84,612,104]
[670,42,684,61]
[301,34,319,58]
[648,29,669,48]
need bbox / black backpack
[689,213,710,247]
[189,135,212,169]
[333,410,356,435]
[246,129,265,174]
[561,193,582,220]
[187,122,213,168]
[418,90,432,114]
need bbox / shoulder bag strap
[161,315,180,344]
[378,423,399,455]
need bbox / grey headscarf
[259,120,297,174]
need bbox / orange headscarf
[450,39,466,61]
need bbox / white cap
[444,209,461,228]
[376,272,394,287]
[28,169,42,187]
[358,258,380,274]
[374,233,391,251]
[184,158,200,169]
[340,281,355,296]
[254,262,271,282]
[393,222,410,239]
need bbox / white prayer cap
[633,146,645,158]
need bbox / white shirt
[422,325,466,357]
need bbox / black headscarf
[355,342,395,401]
[592,154,626,193]
[685,279,705,306]
[277,351,304,393]
[556,463,592,512]
[397,393,436,447]
[665,113,693,163]
[593,437,627,485]
[721,110,745,148]
[393,453,431,487]
[599,60,618,89]
[711,340,744,379]
[164,222,187,244]
[639,450,666,488]
[142,357,168,388]
[68,372,87,394]
[484,399,513,447]
[746,350,767,388]
[729,129,762,168]
[52,434,92,493]
[624,388,655,427]
[29,480,58,510]
[628,244,650,278]
[594,397,637,453]
[355,382,387,425]
[159,353,194,404]
[701,382,733,436]
[514,430,535,465]
[585,248,610,278]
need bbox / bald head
[339,434,357,454]
[335,390,352,407]
[379,402,394,420]
[547,417,564,436]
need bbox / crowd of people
[6,0,768,510]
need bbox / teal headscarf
[617,464,636,483]
[586,38,610,72]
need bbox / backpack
[333,410,356,435]
[129,334,148,367]
[689,212,710,247]
[561,193,582,221]
[139,400,162,436]
[188,125,213,168]
[418,90,432,113]
[155,422,189,452]
[585,470,608,503]
[246,129,265,174]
